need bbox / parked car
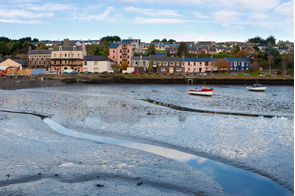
[132,70,141,73]
[83,71,91,73]
[102,71,108,73]
[243,74,250,76]
[69,72,78,74]
[259,74,265,76]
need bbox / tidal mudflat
[0,84,293,195]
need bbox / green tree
[120,61,128,70]
[168,39,176,44]
[177,42,188,57]
[10,42,22,54]
[0,36,11,43]
[248,36,264,43]
[148,43,155,55]
[278,42,287,49]
[253,45,259,51]
[198,51,209,58]
[0,41,10,55]
[18,37,32,44]
[151,39,160,43]
[161,38,167,42]
[265,35,276,46]
[111,63,120,72]
[149,62,153,71]
[100,36,121,46]
[225,43,231,47]
[232,45,240,55]
[37,43,47,50]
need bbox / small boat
[189,86,213,96]
[246,83,267,91]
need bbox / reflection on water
[43,118,293,196]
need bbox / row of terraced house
[26,38,251,74]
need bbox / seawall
[0,74,293,89]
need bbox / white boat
[189,86,213,96]
[246,84,267,91]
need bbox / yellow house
[0,59,22,71]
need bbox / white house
[83,56,115,73]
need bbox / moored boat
[189,86,213,96]
[246,84,266,91]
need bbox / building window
[78,54,80,57]
[153,62,157,65]
[158,62,162,66]
[65,54,67,57]
[34,55,37,58]
[38,61,41,65]
[113,56,115,59]
[193,68,196,71]
[241,62,244,67]
[161,68,166,71]
[94,61,97,66]
[194,62,196,66]
[234,62,237,67]
[163,62,168,66]
[29,55,32,58]
[54,60,56,64]
[176,68,181,72]
[72,54,74,57]
[199,62,202,66]
[170,62,174,66]
[188,62,190,66]
[43,55,46,58]
[60,54,62,57]
[113,50,115,53]
[43,61,45,65]
[84,62,87,65]
[120,49,122,53]
[39,55,41,58]
[188,68,190,71]
[48,55,50,58]
[143,61,145,64]
[84,68,88,71]
[29,61,31,65]
[176,62,179,66]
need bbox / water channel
[43,117,292,196]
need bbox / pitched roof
[131,56,149,60]
[0,59,22,66]
[109,43,120,48]
[27,50,51,55]
[184,57,220,62]
[149,55,169,61]
[83,56,113,61]
[224,57,250,62]
[168,57,184,61]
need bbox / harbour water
[0,84,293,195]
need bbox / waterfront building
[27,49,51,70]
[224,57,251,71]
[131,55,150,73]
[184,57,220,73]
[149,55,185,73]
[109,39,142,67]
[50,39,86,73]
[82,56,115,73]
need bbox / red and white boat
[189,86,213,96]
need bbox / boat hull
[246,86,267,91]
[189,90,213,96]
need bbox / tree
[265,35,276,46]
[198,51,209,58]
[0,36,11,43]
[177,42,188,57]
[214,59,229,73]
[225,43,231,47]
[120,61,128,70]
[253,45,259,51]
[100,36,121,46]
[161,38,167,42]
[250,61,260,74]
[278,42,287,49]
[232,45,240,55]
[37,43,47,50]
[148,43,155,55]
[168,39,176,44]
[0,41,10,55]
[10,42,22,54]
[151,39,160,43]
[111,63,120,72]
[236,49,251,58]
[248,36,264,43]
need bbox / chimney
[140,55,142,60]
[196,56,198,59]
[182,55,185,60]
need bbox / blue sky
[0,0,293,43]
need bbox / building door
[169,68,173,73]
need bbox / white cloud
[274,0,294,24]
[249,22,275,28]
[0,18,42,24]
[191,12,209,19]
[133,17,184,24]
[222,23,231,28]
[75,7,117,22]
[123,7,182,17]
[26,3,77,12]
[0,9,54,19]
[117,0,203,4]
[215,0,280,11]
[250,13,269,20]
[212,10,242,23]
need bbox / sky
[0,0,294,43]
